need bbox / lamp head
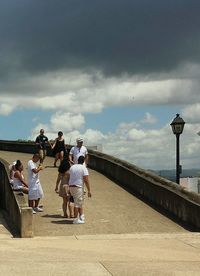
[170,114,185,135]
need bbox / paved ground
[1,151,200,275]
[1,230,200,275]
[0,150,186,236]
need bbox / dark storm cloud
[0,0,200,77]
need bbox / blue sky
[85,105,182,132]
[0,105,181,140]
[1,0,200,170]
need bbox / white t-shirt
[27,160,44,200]
[69,164,89,188]
[27,160,39,188]
[69,146,88,164]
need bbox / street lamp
[170,114,185,184]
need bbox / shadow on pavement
[42,214,64,219]
[51,219,73,224]
[42,214,74,224]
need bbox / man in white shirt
[69,138,88,166]
[69,155,91,224]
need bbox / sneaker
[34,207,43,212]
[32,209,36,214]
[73,218,84,224]
[80,214,85,221]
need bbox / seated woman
[13,160,29,194]
[9,160,16,186]
[55,158,74,218]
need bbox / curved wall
[88,150,200,229]
[0,157,33,237]
[0,140,200,230]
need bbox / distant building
[87,144,103,152]
[180,177,200,193]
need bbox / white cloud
[0,103,14,115]
[30,124,50,141]
[82,129,107,143]
[73,122,200,170]
[0,66,200,116]
[50,112,85,132]
[3,64,200,171]
[29,112,85,142]
[28,107,200,170]
[141,112,157,124]
[127,129,146,141]
[182,104,200,123]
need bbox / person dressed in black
[51,131,66,167]
[35,129,51,164]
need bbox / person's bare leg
[54,153,59,167]
[29,200,34,208]
[78,207,83,217]
[35,198,40,208]
[57,151,64,166]
[73,207,78,218]
[62,197,68,217]
[60,151,64,163]
[68,202,74,218]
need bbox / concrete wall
[0,157,33,238]
[1,140,200,230]
[0,140,53,156]
[88,149,200,230]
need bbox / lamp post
[170,114,185,184]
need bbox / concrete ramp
[1,151,200,276]
[0,151,187,237]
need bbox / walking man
[69,138,88,166]
[35,129,51,164]
[69,155,91,224]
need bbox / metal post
[176,133,180,184]
[170,114,185,184]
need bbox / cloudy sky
[1,0,200,170]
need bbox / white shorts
[69,186,84,208]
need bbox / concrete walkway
[0,232,200,275]
[0,151,200,275]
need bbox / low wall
[88,149,200,230]
[0,140,200,230]
[0,140,53,156]
[0,158,33,238]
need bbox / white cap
[76,137,83,143]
